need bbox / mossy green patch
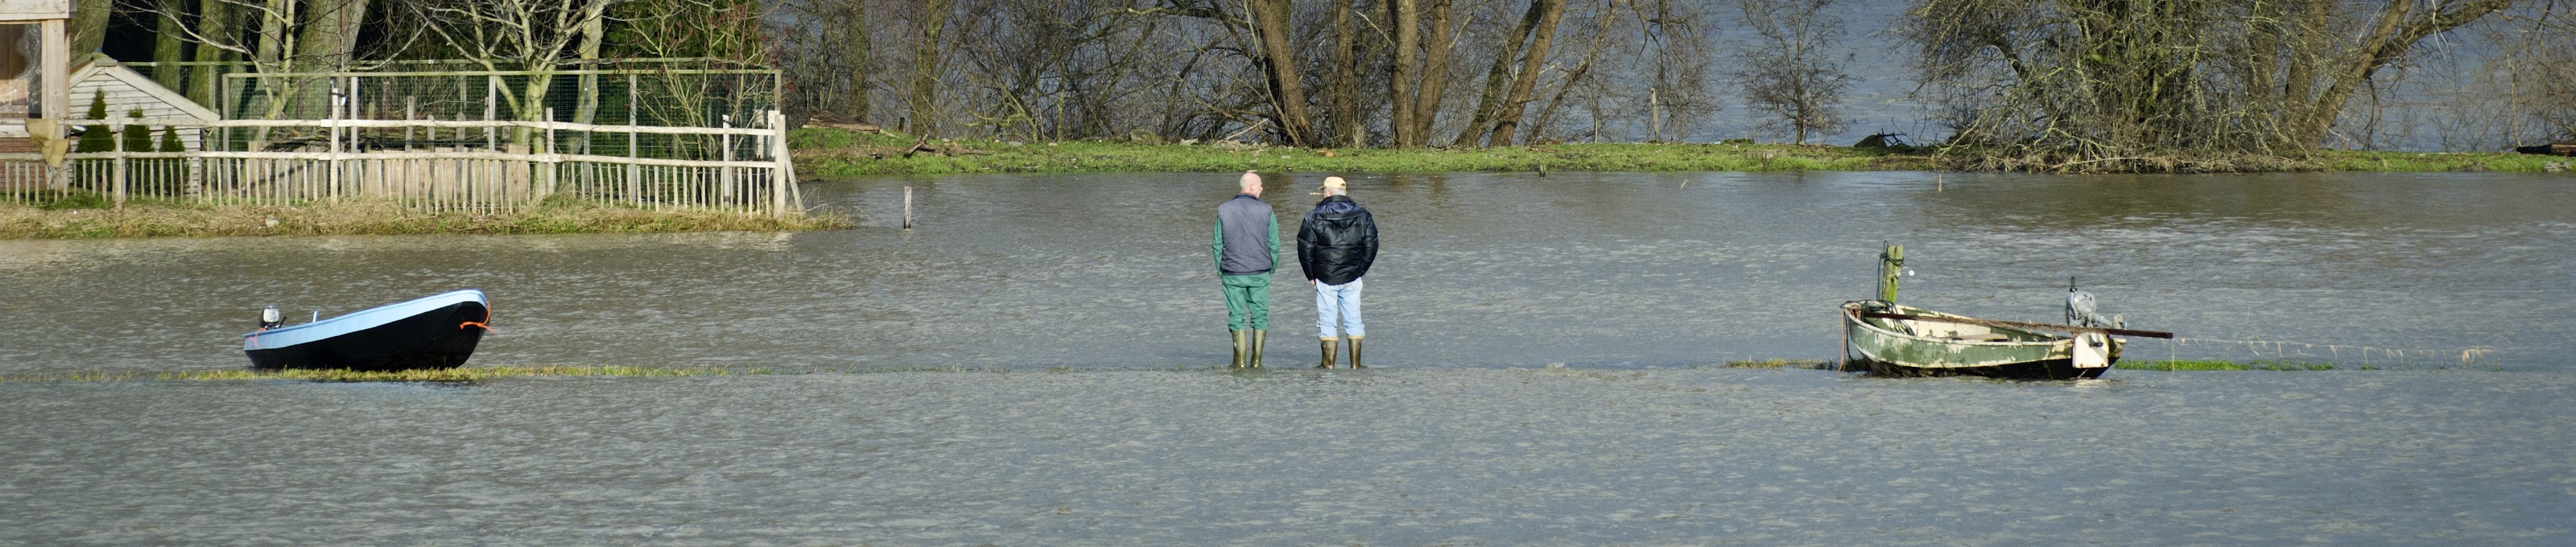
[2118,360,2340,371]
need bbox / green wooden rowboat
[1838,244,2162,380]
[1841,301,2121,380]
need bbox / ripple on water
[1,369,2570,545]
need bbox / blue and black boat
[242,290,493,371]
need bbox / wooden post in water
[903,186,914,229]
[1878,244,1903,303]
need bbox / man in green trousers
[1213,171,1278,368]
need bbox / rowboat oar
[1853,310,2174,339]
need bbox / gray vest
[1217,194,1274,275]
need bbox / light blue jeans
[1314,278,1364,339]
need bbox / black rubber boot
[1249,329,1267,368]
[1348,336,1364,368]
[1317,338,1339,368]
[1228,329,1248,368]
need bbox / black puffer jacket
[1296,195,1379,286]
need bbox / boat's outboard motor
[2066,277,2109,327]
[258,305,283,330]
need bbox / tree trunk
[1249,0,1316,146]
[188,0,233,108]
[908,0,954,137]
[294,0,369,118]
[247,0,295,143]
[1328,0,1360,148]
[151,0,187,88]
[843,5,874,120]
[1388,0,1419,148]
[1453,0,1546,147]
[572,8,605,153]
[2284,0,2508,147]
[1407,0,1455,146]
[1485,0,1562,146]
[69,0,110,55]
[1530,11,1610,143]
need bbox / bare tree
[1904,0,2514,171]
[908,0,956,136]
[404,0,625,125]
[1731,0,1850,145]
[1455,0,1566,148]
[1387,0,1419,146]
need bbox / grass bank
[789,128,2570,176]
[0,195,851,239]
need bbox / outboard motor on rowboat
[258,305,283,330]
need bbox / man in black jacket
[1297,176,1379,368]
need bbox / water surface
[6,171,2573,544]
[3,369,2570,545]
[2,171,2567,372]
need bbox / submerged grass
[0,364,1049,384]
[789,128,2570,176]
[0,196,852,239]
[2118,360,2347,371]
[1719,359,1831,369]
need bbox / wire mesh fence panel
[4,113,796,215]
[216,69,780,162]
[10,64,792,215]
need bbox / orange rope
[460,299,495,332]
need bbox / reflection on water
[2,171,2570,373]
[2,369,2570,545]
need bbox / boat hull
[243,290,489,371]
[1843,302,2120,380]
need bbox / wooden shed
[2,54,217,149]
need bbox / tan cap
[1311,176,1348,195]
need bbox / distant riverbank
[789,127,2569,177]
[0,198,848,239]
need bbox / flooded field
[2,171,2571,373]
[4,171,2573,544]
[4,368,2570,545]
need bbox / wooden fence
[0,112,801,216]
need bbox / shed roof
[69,55,218,121]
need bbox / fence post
[720,114,735,208]
[485,75,499,150]
[626,72,640,206]
[540,107,557,203]
[770,109,791,218]
[111,117,127,209]
[328,76,342,204]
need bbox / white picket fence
[1,112,802,216]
